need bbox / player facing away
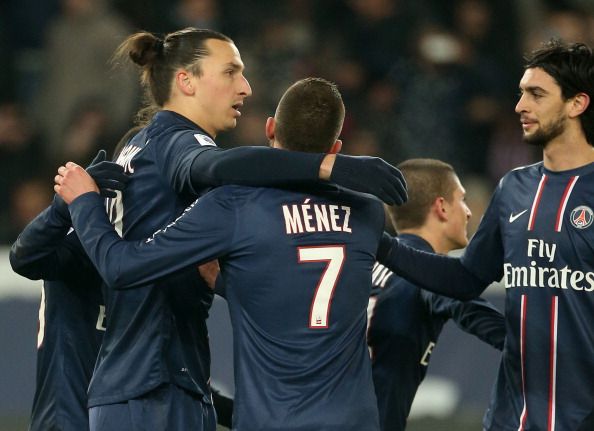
[61,27,405,431]
[56,78,386,431]
[377,40,594,430]
[9,151,128,431]
[367,159,505,431]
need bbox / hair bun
[154,38,165,55]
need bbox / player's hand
[54,162,100,204]
[330,155,408,205]
[85,149,129,198]
[198,259,220,290]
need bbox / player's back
[221,184,385,431]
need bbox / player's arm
[377,186,505,300]
[10,150,128,280]
[376,236,487,300]
[423,292,505,350]
[56,164,236,289]
[162,134,407,205]
[10,196,80,280]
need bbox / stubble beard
[522,114,566,148]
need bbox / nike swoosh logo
[509,210,528,223]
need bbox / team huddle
[9,26,594,431]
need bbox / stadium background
[0,0,593,429]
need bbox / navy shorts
[89,384,216,431]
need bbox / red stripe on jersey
[554,176,578,232]
[547,296,559,431]
[518,294,528,431]
[528,175,548,231]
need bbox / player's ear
[568,92,590,118]
[328,140,342,155]
[176,70,195,96]
[265,117,275,143]
[433,196,448,222]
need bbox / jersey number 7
[298,245,346,329]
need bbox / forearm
[378,233,488,300]
[190,146,324,187]
[69,192,231,289]
[9,196,73,279]
[450,299,506,350]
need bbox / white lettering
[282,202,353,235]
[96,305,107,331]
[329,205,341,231]
[342,206,352,233]
[570,271,585,290]
[116,145,142,174]
[314,204,330,232]
[420,341,436,366]
[302,200,315,232]
[283,205,304,234]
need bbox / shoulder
[199,185,260,209]
[145,112,218,150]
[335,188,384,214]
[499,161,543,187]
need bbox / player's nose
[239,75,252,97]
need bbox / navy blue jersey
[367,234,505,431]
[10,202,104,431]
[68,183,386,431]
[92,109,326,407]
[462,162,594,430]
[380,161,594,430]
[90,110,216,407]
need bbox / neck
[399,227,451,255]
[542,129,594,171]
[162,103,217,138]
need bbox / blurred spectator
[35,0,138,166]
[169,0,221,30]
[0,102,44,234]
[62,98,119,163]
[1,178,53,244]
[486,111,539,183]
[341,0,420,83]
[0,102,51,242]
[0,0,592,248]
[396,27,486,175]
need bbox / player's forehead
[519,67,561,94]
[452,175,465,197]
[203,39,245,70]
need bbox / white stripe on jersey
[554,176,578,232]
[518,294,528,431]
[528,175,548,231]
[372,262,394,288]
[547,296,559,431]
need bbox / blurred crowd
[1,0,593,243]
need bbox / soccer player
[376,40,594,430]
[367,158,505,431]
[55,27,405,431]
[55,77,386,431]
[9,151,128,431]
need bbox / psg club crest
[570,205,594,229]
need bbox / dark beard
[523,115,566,147]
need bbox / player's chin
[221,119,238,131]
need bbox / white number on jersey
[298,245,345,329]
[106,191,124,237]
